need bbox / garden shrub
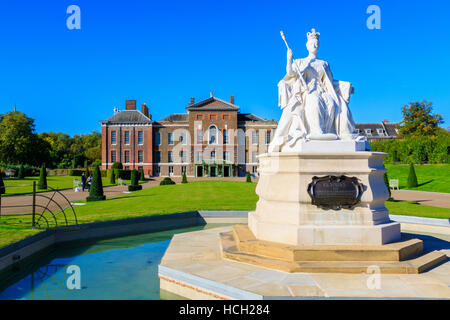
[0,174,5,195]
[182,172,187,183]
[68,169,85,176]
[86,166,106,201]
[110,169,116,184]
[18,164,25,179]
[160,177,175,186]
[38,163,47,190]
[246,171,251,182]
[128,170,142,191]
[407,163,418,188]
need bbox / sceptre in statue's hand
[280,31,308,92]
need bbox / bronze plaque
[307,175,364,210]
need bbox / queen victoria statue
[269,29,363,153]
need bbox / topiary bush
[128,170,142,191]
[0,174,5,195]
[17,164,25,179]
[112,162,123,170]
[139,170,145,182]
[110,169,116,184]
[160,177,175,186]
[182,171,187,184]
[246,171,251,182]
[38,163,47,190]
[69,169,85,176]
[384,172,392,200]
[86,166,106,201]
[407,163,418,188]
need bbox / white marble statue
[269,29,363,153]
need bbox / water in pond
[0,224,228,300]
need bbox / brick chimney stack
[126,100,136,110]
[142,103,150,118]
[189,97,195,105]
[230,95,235,104]
[383,119,389,123]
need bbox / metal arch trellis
[0,181,78,229]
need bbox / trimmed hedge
[370,131,450,164]
[86,166,106,202]
[69,169,85,176]
[128,170,142,191]
[160,177,175,185]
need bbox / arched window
[209,125,217,144]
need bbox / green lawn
[385,164,450,193]
[2,176,125,195]
[0,181,448,248]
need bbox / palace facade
[100,95,278,177]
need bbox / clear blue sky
[0,0,449,135]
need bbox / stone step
[232,224,423,262]
[221,231,447,274]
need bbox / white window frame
[138,131,144,145]
[111,131,117,145]
[252,130,258,145]
[209,125,217,145]
[124,131,130,145]
[168,132,174,145]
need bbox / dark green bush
[128,185,142,191]
[0,174,5,195]
[38,163,47,190]
[112,162,123,170]
[160,177,175,186]
[110,169,116,184]
[68,169,85,176]
[18,164,25,179]
[86,166,106,201]
[117,169,132,180]
[407,163,418,188]
[128,170,142,191]
[182,172,187,184]
[139,170,145,182]
[384,172,392,199]
[246,172,251,182]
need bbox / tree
[18,164,25,179]
[86,166,106,201]
[0,111,50,166]
[38,163,47,190]
[182,171,188,183]
[407,163,418,188]
[246,172,252,182]
[398,101,444,137]
[128,170,142,191]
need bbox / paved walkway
[392,190,450,209]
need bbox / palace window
[155,132,161,145]
[111,131,117,145]
[124,150,130,163]
[168,132,174,145]
[180,131,187,145]
[111,150,116,163]
[209,126,217,144]
[169,166,174,176]
[211,151,216,160]
[252,151,257,163]
[154,151,161,163]
[180,151,186,163]
[138,150,143,163]
[223,129,229,144]
[197,129,203,144]
[138,131,143,145]
[196,151,203,162]
[168,151,173,163]
[365,129,372,136]
[265,131,271,145]
[209,114,217,120]
[223,151,230,161]
[124,131,130,145]
[252,130,258,145]
[196,114,203,120]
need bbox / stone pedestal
[248,143,401,246]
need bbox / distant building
[100,97,398,177]
[355,120,399,141]
[100,95,277,177]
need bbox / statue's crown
[307,28,320,40]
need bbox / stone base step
[220,229,447,274]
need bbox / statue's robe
[276,58,356,141]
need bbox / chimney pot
[126,100,137,110]
[189,97,195,105]
[230,95,235,104]
[142,103,149,118]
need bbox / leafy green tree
[86,166,106,201]
[182,171,188,183]
[407,163,418,188]
[398,101,444,137]
[246,172,251,182]
[38,163,47,190]
[18,164,25,179]
[0,111,50,166]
